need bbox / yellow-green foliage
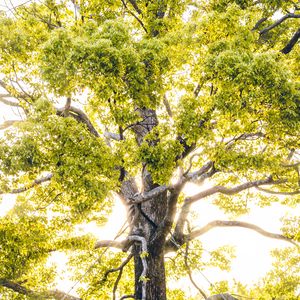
[0,0,299,299]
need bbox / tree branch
[113,269,123,300]
[281,28,300,54]
[183,153,202,176]
[0,79,31,103]
[282,161,300,168]
[0,120,20,130]
[188,177,281,204]
[256,186,300,195]
[176,135,196,161]
[207,294,238,300]
[163,95,173,118]
[260,13,300,35]
[184,160,214,181]
[0,96,22,107]
[225,132,265,149]
[0,279,81,300]
[187,220,298,247]
[128,0,142,14]
[94,239,127,250]
[47,290,81,300]
[184,241,207,299]
[11,64,36,102]
[194,82,204,98]
[104,131,122,141]
[100,254,133,283]
[169,162,215,244]
[62,97,71,116]
[99,253,133,300]
[0,174,53,195]
[56,105,100,137]
[120,295,135,299]
[172,177,284,245]
[252,16,268,31]
[128,185,169,204]
[121,0,148,33]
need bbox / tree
[0,0,300,299]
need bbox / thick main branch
[188,177,280,204]
[0,96,22,107]
[0,174,53,195]
[187,220,298,247]
[128,185,168,204]
[260,13,300,35]
[0,279,81,300]
[281,28,300,54]
[94,239,127,250]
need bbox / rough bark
[132,191,168,299]
[281,28,300,54]
[118,105,171,299]
[134,247,166,300]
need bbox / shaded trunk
[134,247,166,300]
[132,190,169,300]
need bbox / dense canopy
[0,0,299,299]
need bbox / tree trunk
[132,189,169,300]
[129,106,170,299]
[134,247,166,300]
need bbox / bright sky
[0,0,296,297]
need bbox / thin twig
[121,0,148,33]
[112,255,133,300]
[183,153,202,176]
[184,240,207,299]
[100,254,133,285]
[62,221,128,300]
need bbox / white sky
[0,0,298,297]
